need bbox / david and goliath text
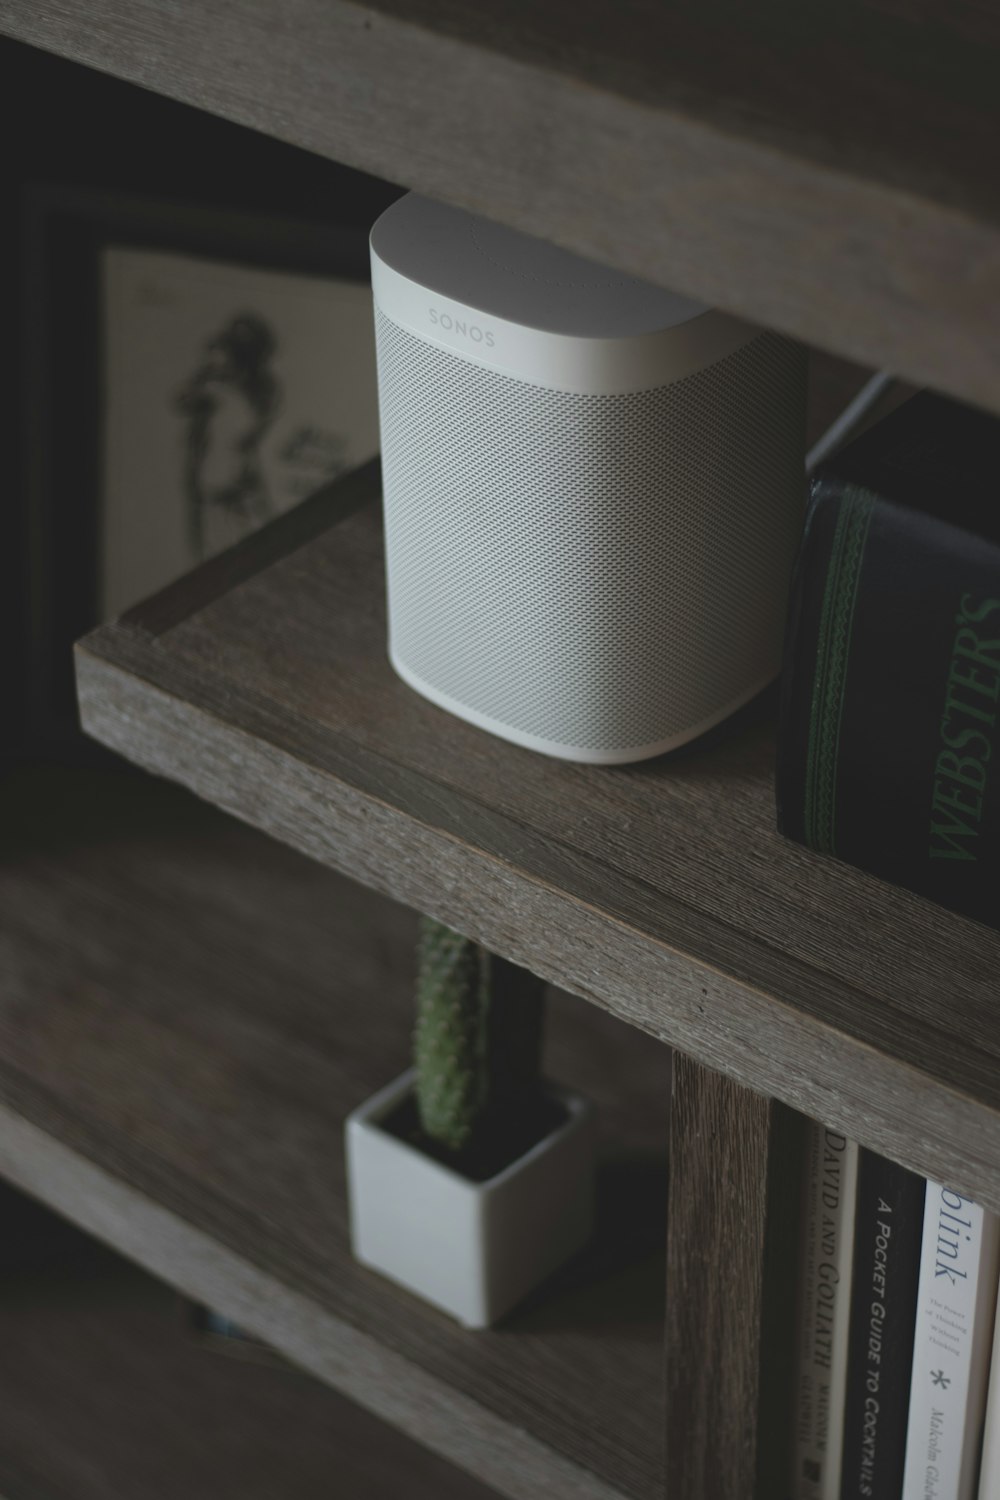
[811,1131,849,1374]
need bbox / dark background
[2,36,402,766]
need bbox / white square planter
[345,1070,596,1329]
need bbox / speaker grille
[375,309,805,757]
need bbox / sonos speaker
[371,194,806,764]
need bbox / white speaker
[371,194,806,765]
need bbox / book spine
[840,1150,926,1500]
[776,445,1000,936]
[902,1189,1000,1500]
[976,1274,1000,1500]
[791,1121,859,1500]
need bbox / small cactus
[414,916,545,1157]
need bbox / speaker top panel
[371,193,707,340]
[371,194,760,396]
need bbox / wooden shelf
[4,3,1000,413]
[76,459,1000,1215]
[0,765,668,1500]
[0,1193,494,1500]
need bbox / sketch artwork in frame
[100,246,379,618]
[19,185,383,754]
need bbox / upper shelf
[5,1,1000,413]
[76,458,1000,1213]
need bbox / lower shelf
[0,766,669,1500]
[0,1187,495,1500]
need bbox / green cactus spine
[413,916,545,1157]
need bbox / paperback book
[901,1188,999,1500]
[840,1149,925,1500]
[976,1281,1000,1499]
[792,1122,859,1500]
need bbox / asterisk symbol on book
[931,1370,951,1389]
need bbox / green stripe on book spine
[803,487,875,854]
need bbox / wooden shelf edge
[74,625,1000,1216]
[0,1101,628,1500]
[4,2,1000,412]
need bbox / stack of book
[779,390,1000,1498]
[790,1125,1000,1500]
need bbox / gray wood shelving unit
[70,449,1000,1497]
[3,3,999,1496]
[73,457,1000,1215]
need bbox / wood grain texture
[0,767,668,1500]
[665,1056,769,1498]
[665,1057,802,1500]
[0,1199,494,1500]
[3,2,1000,410]
[76,459,1000,1215]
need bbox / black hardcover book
[840,1150,925,1500]
[777,392,1000,928]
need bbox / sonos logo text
[429,308,495,347]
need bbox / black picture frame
[16,184,381,762]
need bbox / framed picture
[17,185,385,758]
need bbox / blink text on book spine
[902,1187,999,1500]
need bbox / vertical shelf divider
[666,1054,802,1498]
